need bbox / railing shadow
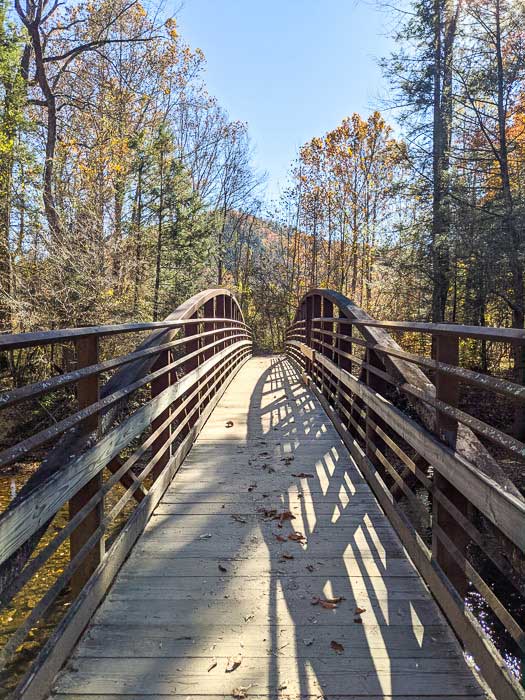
[55,354,477,697]
[247,355,469,697]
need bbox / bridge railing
[0,288,252,700]
[286,289,525,700]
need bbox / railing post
[224,295,232,349]
[202,298,215,405]
[185,312,200,427]
[321,297,333,401]
[338,312,352,418]
[364,347,386,462]
[150,346,173,481]
[305,297,313,375]
[312,295,321,385]
[432,334,469,597]
[69,335,104,596]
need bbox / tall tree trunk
[431,0,460,322]
[153,148,165,321]
[132,160,144,315]
[493,0,525,436]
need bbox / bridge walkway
[50,356,487,699]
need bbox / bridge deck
[51,356,487,699]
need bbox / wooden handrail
[0,288,253,699]
[286,289,525,700]
[311,316,525,343]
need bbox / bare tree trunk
[153,148,165,321]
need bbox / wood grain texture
[51,357,488,700]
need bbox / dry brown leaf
[292,472,314,478]
[258,508,277,519]
[275,510,295,522]
[232,685,252,699]
[225,421,234,428]
[288,531,306,542]
[225,655,242,673]
[231,514,247,524]
[325,596,345,604]
[330,640,344,654]
[208,659,217,672]
[354,606,366,615]
[218,564,227,573]
[274,534,287,542]
[281,553,294,560]
[311,596,343,609]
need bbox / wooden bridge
[0,288,524,700]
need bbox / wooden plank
[52,658,483,697]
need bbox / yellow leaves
[165,17,178,40]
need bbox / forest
[1,2,525,698]
[1,0,524,357]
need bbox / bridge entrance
[0,289,523,700]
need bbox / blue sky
[177,0,394,200]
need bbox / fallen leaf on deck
[218,564,227,573]
[225,655,243,673]
[354,616,363,624]
[292,472,314,478]
[274,534,287,542]
[208,659,217,672]
[354,607,366,615]
[330,640,344,654]
[288,531,306,542]
[311,595,344,609]
[244,614,254,622]
[231,514,247,524]
[225,421,234,428]
[232,685,252,698]
[259,508,277,519]
[277,681,288,690]
[281,553,294,560]
[275,510,295,522]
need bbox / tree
[0,1,26,328]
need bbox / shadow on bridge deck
[50,356,487,699]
